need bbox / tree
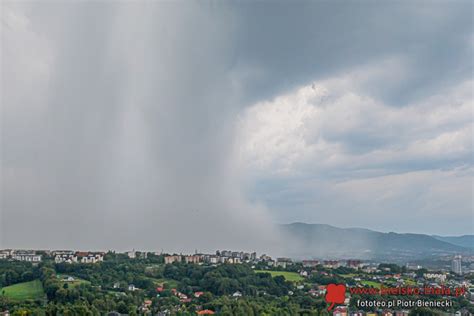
[117,301,128,314]
[220,305,233,316]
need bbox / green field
[1,280,45,301]
[340,273,357,278]
[57,274,91,288]
[403,278,417,286]
[361,280,381,288]
[148,277,179,289]
[254,270,304,282]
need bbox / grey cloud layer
[1,1,473,250]
[231,1,472,106]
[2,2,275,251]
[237,74,472,235]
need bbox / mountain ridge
[284,222,473,238]
[432,235,474,249]
[279,222,472,261]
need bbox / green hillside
[254,270,303,282]
[56,274,91,288]
[1,280,45,301]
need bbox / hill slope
[279,223,469,261]
[1,280,45,301]
[432,235,474,249]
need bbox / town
[0,249,473,315]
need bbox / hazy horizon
[2,221,473,255]
[1,1,473,253]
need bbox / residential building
[165,255,182,264]
[197,310,215,315]
[323,260,340,268]
[423,273,447,283]
[302,260,319,268]
[362,266,377,273]
[232,291,242,297]
[209,256,218,264]
[452,255,462,275]
[75,251,89,258]
[184,255,201,264]
[260,254,272,261]
[1,250,14,256]
[467,287,474,302]
[52,250,75,256]
[12,251,41,262]
[332,306,347,316]
[346,260,362,268]
[78,252,104,263]
[55,254,78,264]
[275,258,292,268]
[220,250,232,257]
[405,263,422,270]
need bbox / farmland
[1,280,45,301]
[361,280,382,289]
[254,270,304,282]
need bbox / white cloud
[236,61,473,234]
[237,61,473,179]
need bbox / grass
[56,274,90,288]
[340,274,357,278]
[148,277,179,289]
[1,280,45,301]
[361,280,381,289]
[403,278,417,286]
[254,270,304,282]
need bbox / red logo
[325,283,346,311]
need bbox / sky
[1,1,473,252]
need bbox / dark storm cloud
[231,1,472,106]
[1,1,265,251]
[1,1,472,250]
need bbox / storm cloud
[1,1,472,252]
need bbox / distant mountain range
[279,223,473,262]
[432,235,474,249]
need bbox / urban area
[0,248,473,315]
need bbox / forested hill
[432,235,474,249]
[280,223,471,261]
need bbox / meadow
[254,270,304,282]
[56,274,91,288]
[1,280,45,301]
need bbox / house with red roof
[197,310,215,315]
